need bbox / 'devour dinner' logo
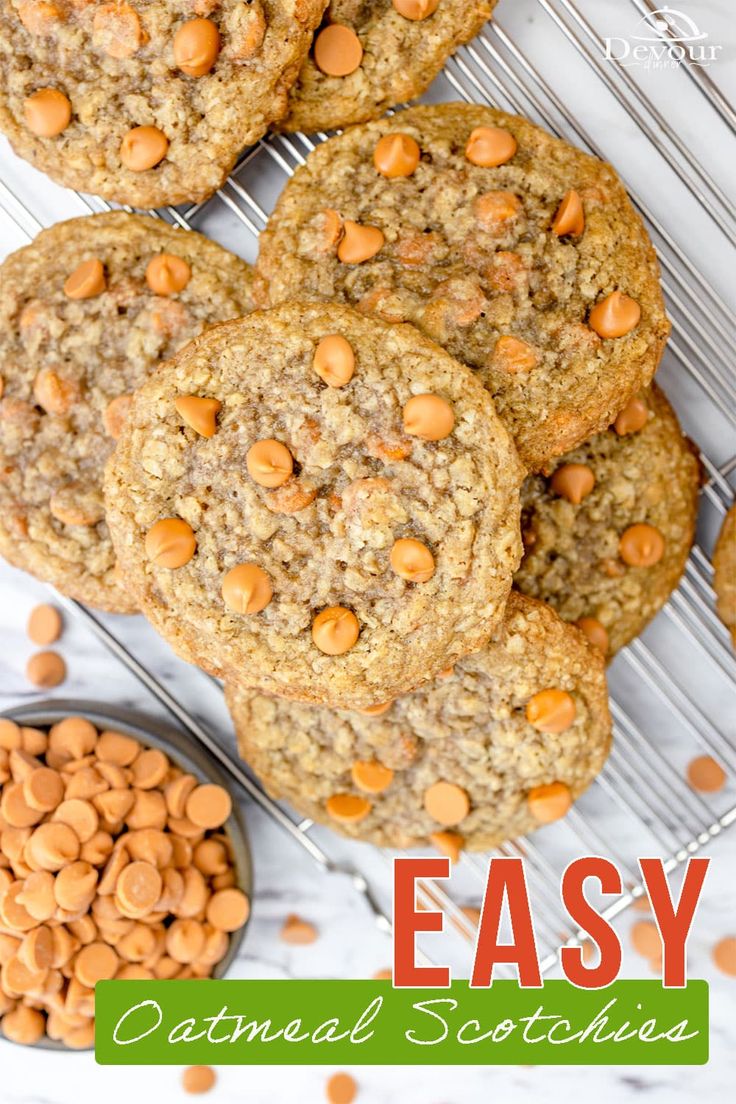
[603,6,722,69]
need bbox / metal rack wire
[0,0,733,973]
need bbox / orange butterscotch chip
[465,125,517,167]
[312,607,360,655]
[18,0,63,36]
[313,24,363,77]
[74,941,119,986]
[525,689,576,734]
[173,17,221,76]
[351,760,394,794]
[23,88,71,137]
[206,887,249,932]
[527,781,572,823]
[280,914,318,945]
[619,523,664,567]
[182,1065,217,1095]
[27,603,62,646]
[326,793,371,823]
[23,766,63,812]
[120,125,168,172]
[185,784,232,830]
[403,393,454,441]
[430,830,464,863]
[246,438,293,488]
[373,132,420,177]
[575,617,609,655]
[145,517,196,568]
[175,395,221,438]
[64,257,106,300]
[313,334,355,387]
[589,291,641,338]
[492,334,537,373]
[116,860,162,917]
[712,936,736,977]
[325,1072,358,1104]
[131,748,169,790]
[550,462,596,505]
[146,253,192,295]
[393,0,439,17]
[614,396,649,435]
[96,729,139,766]
[103,393,133,439]
[630,919,661,959]
[33,366,76,414]
[551,189,585,236]
[355,701,393,716]
[1,1005,45,1045]
[221,563,273,615]
[49,716,97,760]
[474,190,521,225]
[424,782,469,826]
[337,220,384,264]
[27,822,80,871]
[389,538,435,583]
[93,2,143,58]
[26,651,66,689]
[686,755,726,793]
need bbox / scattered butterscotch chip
[465,125,517,167]
[527,782,572,824]
[147,254,192,296]
[246,439,293,488]
[174,18,220,77]
[430,830,464,863]
[120,125,168,172]
[326,794,371,823]
[23,87,71,137]
[525,689,576,734]
[373,968,392,980]
[402,393,454,441]
[373,132,420,177]
[26,604,62,646]
[491,334,536,372]
[145,518,196,569]
[631,920,661,959]
[280,914,318,945]
[551,189,584,236]
[619,523,665,568]
[686,755,726,793]
[550,463,595,505]
[313,334,356,387]
[614,395,649,435]
[355,701,392,717]
[589,291,641,338]
[26,650,66,689]
[712,936,736,977]
[206,888,250,932]
[575,617,609,655]
[64,258,106,300]
[314,24,363,77]
[221,563,273,616]
[351,760,394,794]
[423,781,469,827]
[186,784,232,830]
[175,395,222,438]
[337,220,384,264]
[326,1072,358,1104]
[103,393,133,440]
[312,607,360,655]
[389,538,435,583]
[182,1065,217,1094]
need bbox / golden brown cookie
[104,302,523,707]
[0,1,327,206]
[0,211,255,611]
[514,385,700,657]
[256,102,670,471]
[225,592,611,850]
[282,0,497,133]
[713,504,736,647]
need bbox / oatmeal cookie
[105,302,523,707]
[0,0,326,207]
[514,384,700,657]
[713,504,736,648]
[282,1,496,134]
[0,211,255,612]
[256,102,670,471]
[225,592,611,850]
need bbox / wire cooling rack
[0,0,733,975]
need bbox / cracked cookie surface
[0,0,326,206]
[226,592,611,850]
[515,384,700,656]
[105,302,523,707]
[257,102,670,471]
[0,211,255,611]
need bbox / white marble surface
[1,1,735,1101]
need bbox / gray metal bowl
[1,699,253,1050]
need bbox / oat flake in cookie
[256,102,670,471]
[281,0,497,134]
[105,303,523,708]
[225,592,611,850]
[515,384,700,657]
[0,211,255,612]
[713,504,736,648]
[0,1,326,207]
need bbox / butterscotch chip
[0,883,37,931]
[51,717,97,762]
[221,564,273,615]
[630,920,661,959]
[0,720,22,751]
[23,87,71,137]
[526,689,576,734]
[403,394,454,440]
[130,748,169,791]
[74,941,119,987]
[175,396,221,439]
[226,592,611,850]
[54,862,98,913]
[116,861,162,917]
[119,125,168,172]
[53,799,99,843]
[193,839,229,877]
[147,254,192,296]
[313,25,363,77]
[527,781,571,823]
[465,125,517,167]
[173,18,220,77]
[393,0,440,18]
[20,727,48,757]
[145,518,197,569]
[26,604,62,646]
[2,781,43,828]
[373,133,420,178]
[313,334,356,388]
[126,829,173,869]
[165,774,197,820]
[16,870,55,922]
[325,1072,358,1104]
[185,784,232,831]
[614,396,649,436]
[312,607,360,656]
[712,936,736,977]
[619,524,665,567]
[27,822,80,871]
[550,463,595,505]
[351,761,394,794]
[551,189,584,236]
[389,538,435,583]
[491,334,537,373]
[205,888,250,933]
[126,790,167,831]
[575,617,609,655]
[26,651,66,688]
[355,702,393,717]
[430,830,464,863]
[280,914,318,945]
[96,730,140,766]
[23,767,64,812]
[1,1005,45,1045]
[246,439,294,488]
[589,291,641,339]
[182,1066,217,1095]
[64,258,106,300]
[686,756,726,793]
[337,221,384,264]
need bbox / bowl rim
[0,698,253,1052]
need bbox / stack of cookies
[1,67,707,855]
